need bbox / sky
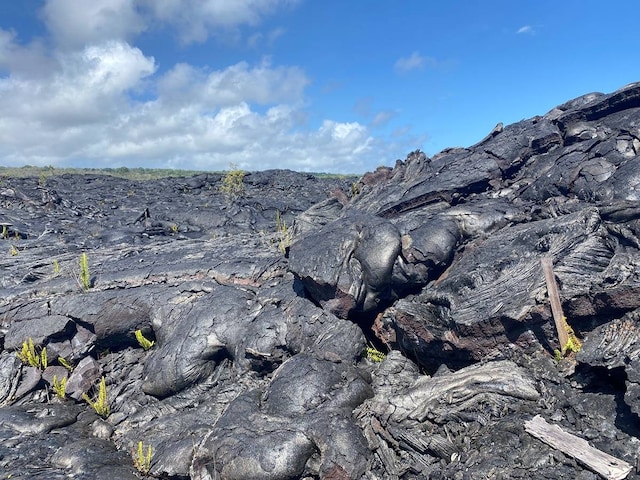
[0,1,639,174]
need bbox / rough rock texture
[3,83,640,479]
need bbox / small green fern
[365,346,386,363]
[58,356,74,372]
[52,375,67,399]
[17,338,47,369]
[135,329,155,350]
[83,376,110,418]
[133,441,153,475]
[79,253,91,290]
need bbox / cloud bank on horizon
[0,1,638,173]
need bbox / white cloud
[0,29,56,77]
[139,0,299,44]
[158,58,309,108]
[0,33,377,173]
[41,0,145,49]
[394,51,437,74]
[0,0,412,174]
[516,25,535,35]
[39,0,297,48]
[85,102,374,173]
[0,40,155,161]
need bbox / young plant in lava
[219,163,246,199]
[83,376,110,418]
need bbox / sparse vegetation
[560,316,582,355]
[0,165,357,181]
[553,349,563,362]
[219,163,246,198]
[52,259,60,274]
[83,376,110,418]
[17,338,47,369]
[133,441,153,475]
[52,375,67,399]
[58,356,74,372]
[365,345,386,363]
[275,210,293,254]
[79,252,91,291]
[0,165,206,180]
[135,329,155,351]
[9,245,18,256]
[1,225,7,239]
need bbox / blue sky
[0,1,639,174]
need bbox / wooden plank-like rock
[524,415,632,480]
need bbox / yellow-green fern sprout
[16,338,47,369]
[58,356,74,372]
[79,252,90,290]
[41,347,47,369]
[52,375,67,399]
[83,376,110,418]
[133,441,153,475]
[560,316,582,355]
[365,346,386,363]
[135,330,155,351]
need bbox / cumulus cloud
[138,0,299,44]
[394,51,438,74]
[0,29,55,77]
[0,40,156,162]
[40,0,298,48]
[157,58,308,108]
[0,0,413,174]
[1,41,155,125]
[0,32,375,173]
[41,0,146,49]
[76,102,374,173]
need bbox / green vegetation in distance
[0,165,205,181]
[0,165,358,181]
